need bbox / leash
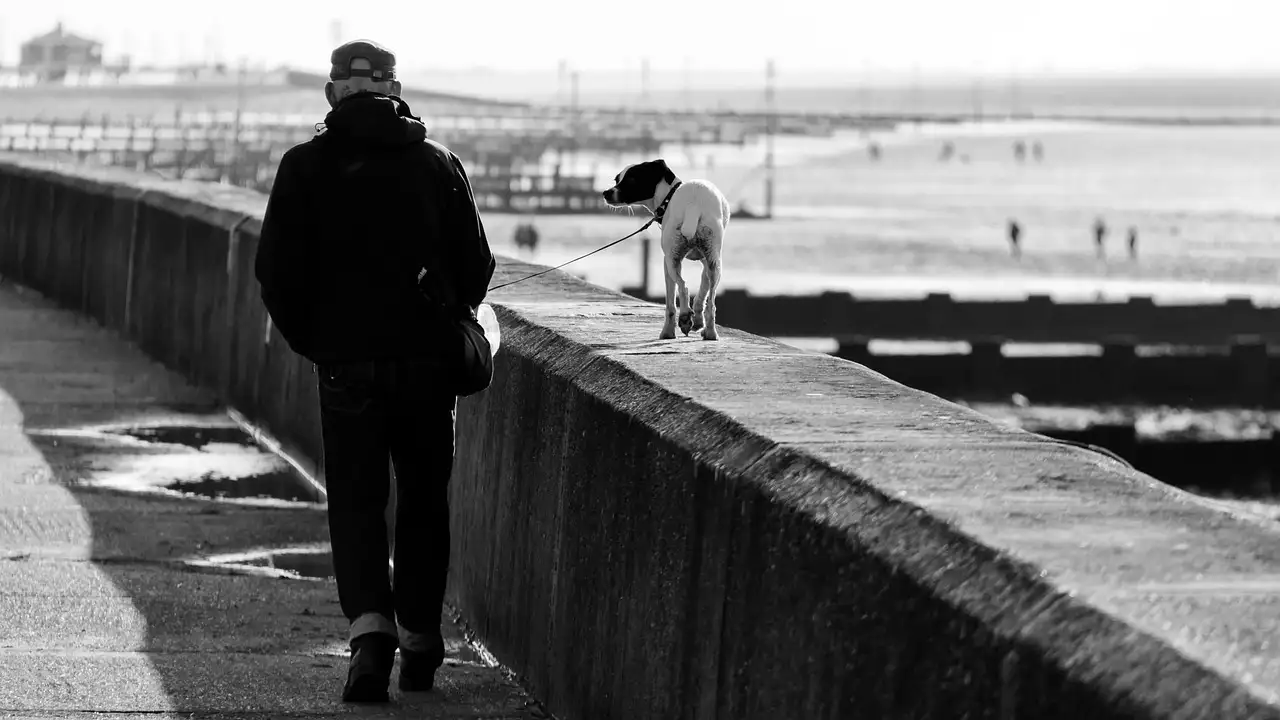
[486,218,655,292]
[487,181,683,293]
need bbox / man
[254,39,495,703]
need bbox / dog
[602,159,730,341]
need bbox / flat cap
[329,39,396,81]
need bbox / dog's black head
[601,159,676,206]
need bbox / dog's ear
[654,158,676,183]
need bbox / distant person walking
[513,218,539,254]
[255,39,495,703]
[1032,141,1044,162]
[1093,217,1107,259]
[1008,219,1022,259]
[1127,226,1139,260]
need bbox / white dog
[602,159,730,340]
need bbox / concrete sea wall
[1,154,1277,719]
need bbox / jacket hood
[321,93,427,147]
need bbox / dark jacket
[254,92,495,364]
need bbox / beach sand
[484,120,1280,304]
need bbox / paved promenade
[0,278,540,718]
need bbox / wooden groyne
[621,287,1280,406]
[619,288,1280,346]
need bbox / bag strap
[413,170,472,314]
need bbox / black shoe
[343,633,397,703]
[398,648,441,692]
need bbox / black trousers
[316,358,455,663]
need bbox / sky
[2,0,1279,79]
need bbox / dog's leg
[669,254,693,336]
[691,262,710,331]
[678,283,692,334]
[674,208,703,336]
[701,254,722,341]
[660,255,678,340]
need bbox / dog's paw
[677,313,694,336]
[659,326,676,340]
[701,326,719,341]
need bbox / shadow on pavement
[0,281,535,718]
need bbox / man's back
[255,40,497,704]
[255,93,495,364]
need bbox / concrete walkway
[0,278,540,718]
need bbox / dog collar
[653,181,682,225]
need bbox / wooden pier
[0,61,906,219]
[0,66,858,214]
[0,105,781,212]
[0,119,610,210]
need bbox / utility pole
[682,56,692,112]
[177,32,192,67]
[764,58,776,220]
[1008,68,1020,118]
[150,32,165,69]
[860,59,871,119]
[557,59,569,109]
[640,57,650,108]
[231,56,247,185]
[211,29,225,68]
[570,70,579,122]
[909,62,921,122]
[569,69,580,166]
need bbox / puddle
[267,549,334,578]
[168,469,318,502]
[28,414,324,504]
[192,546,335,580]
[105,424,256,449]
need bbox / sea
[481,118,1280,306]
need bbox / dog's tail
[680,205,702,240]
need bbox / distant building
[19,23,103,81]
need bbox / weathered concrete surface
[3,153,1280,720]
[451,268,1280,719]
[0,279,539,718]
